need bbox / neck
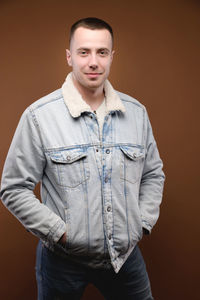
[72,77,105,111]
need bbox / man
[0,17,165,300]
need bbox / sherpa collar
[61,72,126,118]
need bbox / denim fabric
[0,82,165,273]
[36,240,154,300]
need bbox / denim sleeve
[0,107,66,243]
[139,109,165,233]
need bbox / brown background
[0,0,200,299]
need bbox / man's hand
[58,232,67,245]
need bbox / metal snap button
[107,206,111,212]
[105,177,109,183]
[106,149,110,154]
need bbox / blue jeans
[36,241,154,300]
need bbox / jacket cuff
[47,219,66,243]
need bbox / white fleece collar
[61,73,125,118]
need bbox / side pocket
[64,208,71,250]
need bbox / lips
[85,73,102,78]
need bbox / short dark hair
[70,17,113,44]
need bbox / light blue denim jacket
[0,73,165,273]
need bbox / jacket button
[106,149,110,154]
[108,234,112,240]
[105,177,109,183]
[66,156,71,161]
[107,206,111,212]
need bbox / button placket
[85,113,100,143]
[101,116,114,256]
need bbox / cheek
[72,57,87,69]
[103,60,112,72]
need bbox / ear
[111,50,115,62]
[66,49,72,67]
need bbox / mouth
[85,73,102,79]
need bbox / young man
[0,18,165,300]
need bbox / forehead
[70,27,112,50]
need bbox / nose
[88,53,98,70]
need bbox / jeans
[36,241,154,300]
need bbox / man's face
[66,27,114,92]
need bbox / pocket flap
[50,150,87,164]
[120,146,144,161]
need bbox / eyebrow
[77,47,111,52]
[77,48,89,52]
[98,48,110,52]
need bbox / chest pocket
[49,148,90,188]
[120,146,144,184]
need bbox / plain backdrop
[0,0,200,299]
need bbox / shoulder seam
[29,89,63,111]
[117,91,145,110]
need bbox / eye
[99,49,109,57]
[78,50,88,56]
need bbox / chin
[88,82,102,89]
